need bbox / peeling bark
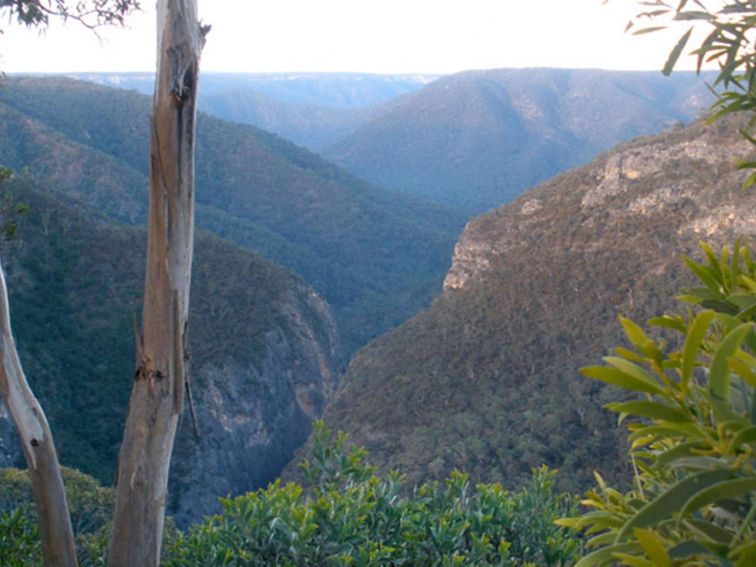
[107,1,205,565]
[0,264,78,567]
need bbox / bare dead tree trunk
[107,1,205,565]
[0,264,78,567]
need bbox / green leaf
[731,240,743,291]
[605,401,689,422]
[633,26,668,35]
[663,27,694,75]
[681,310,715,388]
[731,540,756,567]
[684,256,722,292]
[709,323,753,416]
[604,356,662,389]
[616,470,734,541]
[668,539,715,560]
[634,529,672,567]
[730,357,756,388]
[612,552,654,567]
[648,316,686,333]
[575,543,640,567]
[680,478,756,519]
[582,366,663,395]
[615,347,647,363]
[655,441,709,467]
[700,242,724,283]
[629,423,702,442]
[730,425,756,449]
[620,316,649,349]
[702,299,740,315]
[674,10,715,21]
[685,518,739,544]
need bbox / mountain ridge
[0,76,466,353]
[315,115,756,492]
[324,68,715,211]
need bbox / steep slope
[325,68,714,211]
[0,175,340,524]
[320,117,756,493]
[0,76,466,353]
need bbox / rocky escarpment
[322,116,755,493]
[170,280,340,525]
[0,179,341,525]
[445,117,755,291]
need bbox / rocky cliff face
[170,282,340,525]
[445,117,755,292]
[0,180,341,525]
[322,116,755,493]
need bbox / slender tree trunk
[107,1,205,565]
[0,264,78,567]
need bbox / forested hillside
[317,115,756,492]
[0,76,466,353]
[200,90,379,151]
[325,68,713,211]
[0,175,341,524]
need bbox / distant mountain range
[324,68,716,211]
[70,72,437,106]
[316,115,756,493]
[0,77,466,354]
[68,72,437,150]
[69,70,717,213]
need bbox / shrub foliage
[560,241,756,566]
[0,425,580,566]
[166,424,580,566]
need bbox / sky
[0,0,701,75]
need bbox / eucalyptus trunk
[107,1,205,565]
[0,265,78,567]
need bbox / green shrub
[560,241,756,566]
[0,466,114,566]
[0,508,42,567]
[165,423,580,566]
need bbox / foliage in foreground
[0,426,579,566]
[560,241,756,566]
[0,466,115,566]
[165,424,580,566]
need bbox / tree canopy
[0,0,140,33]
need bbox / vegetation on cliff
[319,114,755,494]
[0,173,340,520]
[0,77,466,353]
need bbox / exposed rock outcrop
[170,282,340,525]
[445,117,755,292]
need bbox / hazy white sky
[0,0,699,74]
